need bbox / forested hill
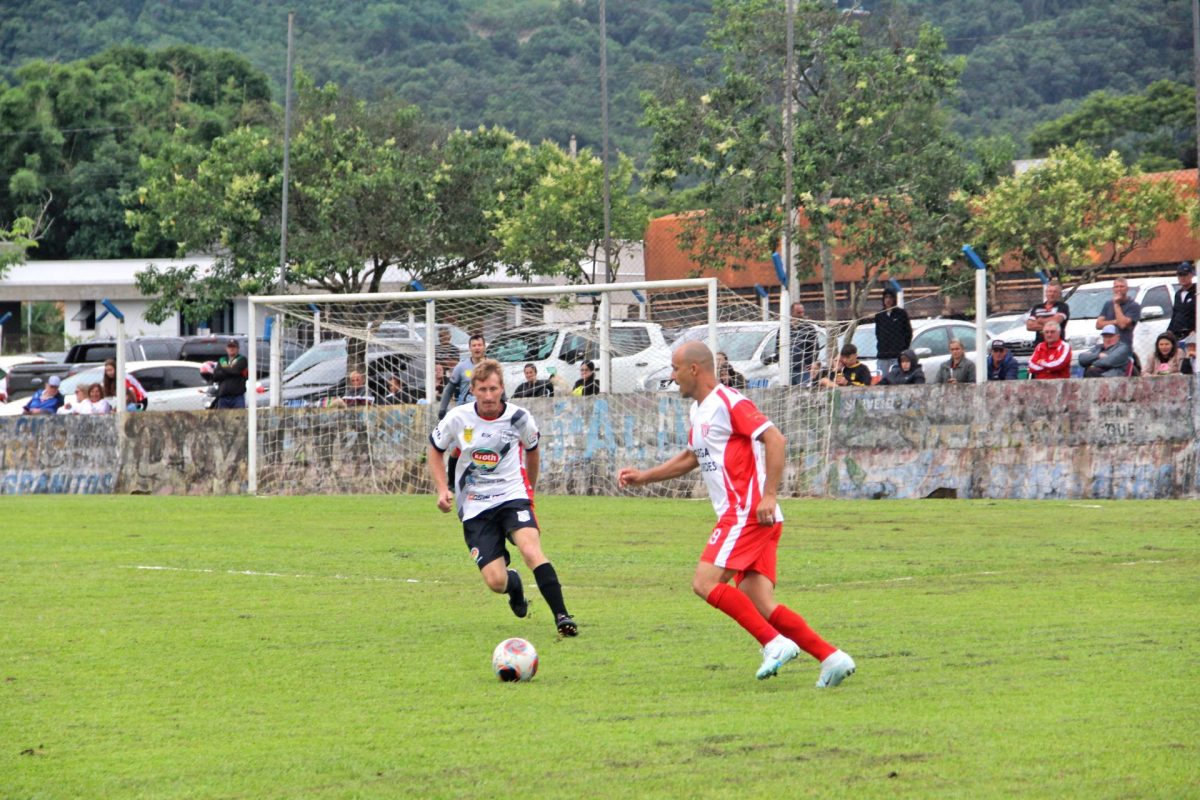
[0,0,1192,157]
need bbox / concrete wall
[1,376,1196,498]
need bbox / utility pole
[279,10,295,295]
[599,0,614,283]
[784,0,797,296]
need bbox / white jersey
[429,401,540,521]
[689,385,782,524]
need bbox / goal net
[247,279,855,499]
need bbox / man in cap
[1167,261,1196,341]
[986,340,1019,381]
[1181,334,1196,375]
[210,338,249,409]
[1078,324,1132,378]
[23,375,65,415]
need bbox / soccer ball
[492,637,538,682]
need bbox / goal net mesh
[251,282,855,499]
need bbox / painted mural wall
[0,375,1196,499]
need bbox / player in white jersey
[618,341,854,686]
[428,359,578,638]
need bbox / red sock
[705,584,778,646]
[768,605,836,661]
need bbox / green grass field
[2,496,1197,799]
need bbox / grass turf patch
[1,496,1196,798]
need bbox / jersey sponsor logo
[470,546,481,563]
[472,449,501,470]
[463,426,473,443]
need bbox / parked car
[179,335,306,379]
[638,321,825,391]
[375,321,472,358]
[0,355,48,401]
[277,340,426,407]
[488,321,671,394]
[840,318,973,382]
[995,276,1177,369]
[0,360,211,415]
[5,336,186,402]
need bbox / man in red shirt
[617,341,855,687]
[1028,320,1072,380]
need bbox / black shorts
[462,499,539,570]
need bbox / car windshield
[59,367,105,395]
[672,327,771,360]
[986,316,1023,337]
[489,330,557,362]
[849,326,878,359]
[284,341,346,378]
[1065,288,1113,319]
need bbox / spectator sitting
[24,375,65,415]
[1180,334,1196,375]
[716,351,747,390]
[1145,331,1184,376]
[986,340,1019,381]
[58,385,90,415]
[880,349,925,385]
[815,344,873,388]
[1028,320,1072,379]
[103,358,148,410]
[80,383,112,415]
[382,373,419,404]
[573,360,600,396]
[513,363,554,398]
[935,339,976,384]
[343,370,374,406]
[1079,324,1132,377]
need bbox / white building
[0,245,646,344]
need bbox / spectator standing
[1096,277,1141,349]
[986,340,1020,380]
[210,339,249,409]
[935,339,976,384]
[881,349,925,385]
[1079,324,1132,377]
[874,289,912,377]
[439,333,487,419]
[1167,262,1196,341]
[1028,321,1072,380]
[1181,334,1196,375]
[382,373,419,404]
[435,328,461,377]
[789,302,821,386]
[512,364,554,399]
[815,344,872,388]
[1025,281,1071,346]
[342,370,373,406]
[1145,332,1184,376]
[716,351,747,390]
[573,360,600,396]
[24,375,64,414]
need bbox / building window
[72,300,96,331]
[180,301,235,336]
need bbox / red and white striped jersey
[688,385,782,524]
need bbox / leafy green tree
[0,46,273,259]
[495,144,648,284]
[130,77,591,325]
[973,143,1197,287]
[1028,80,1196,171]
[0,214,42,277]
[643,0,971,323]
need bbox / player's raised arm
[617,449,699,489]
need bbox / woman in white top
[76,383,113,415]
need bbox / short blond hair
[470,358,505,389]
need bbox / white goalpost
[246,278,854,498]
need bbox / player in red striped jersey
[618,341,854,686]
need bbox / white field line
[122,565,431,583]
[804,559,1169,589]
[1067,504,1105,509]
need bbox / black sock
[533,562,568,617]
[505,568,523,598]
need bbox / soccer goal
[246,279,853,498]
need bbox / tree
[972,143,1196,288]
[129,76,583,325]
[0,214,42,277]
[1028,80,1196,171]
[642,0,972,327]
[494,143,648,284]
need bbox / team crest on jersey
[701,423,711,438]
[463,426,473,443]
[470,547,480,563]
[472,449,501,470]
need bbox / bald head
[672,341,717,400]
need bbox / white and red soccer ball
[492,637,538,682]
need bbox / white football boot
[755,634,801,680]
[815,649,856,688]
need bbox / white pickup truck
[997,276,1178,368]
[487,321,672,394]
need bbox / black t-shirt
[1027,300,1070,345]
